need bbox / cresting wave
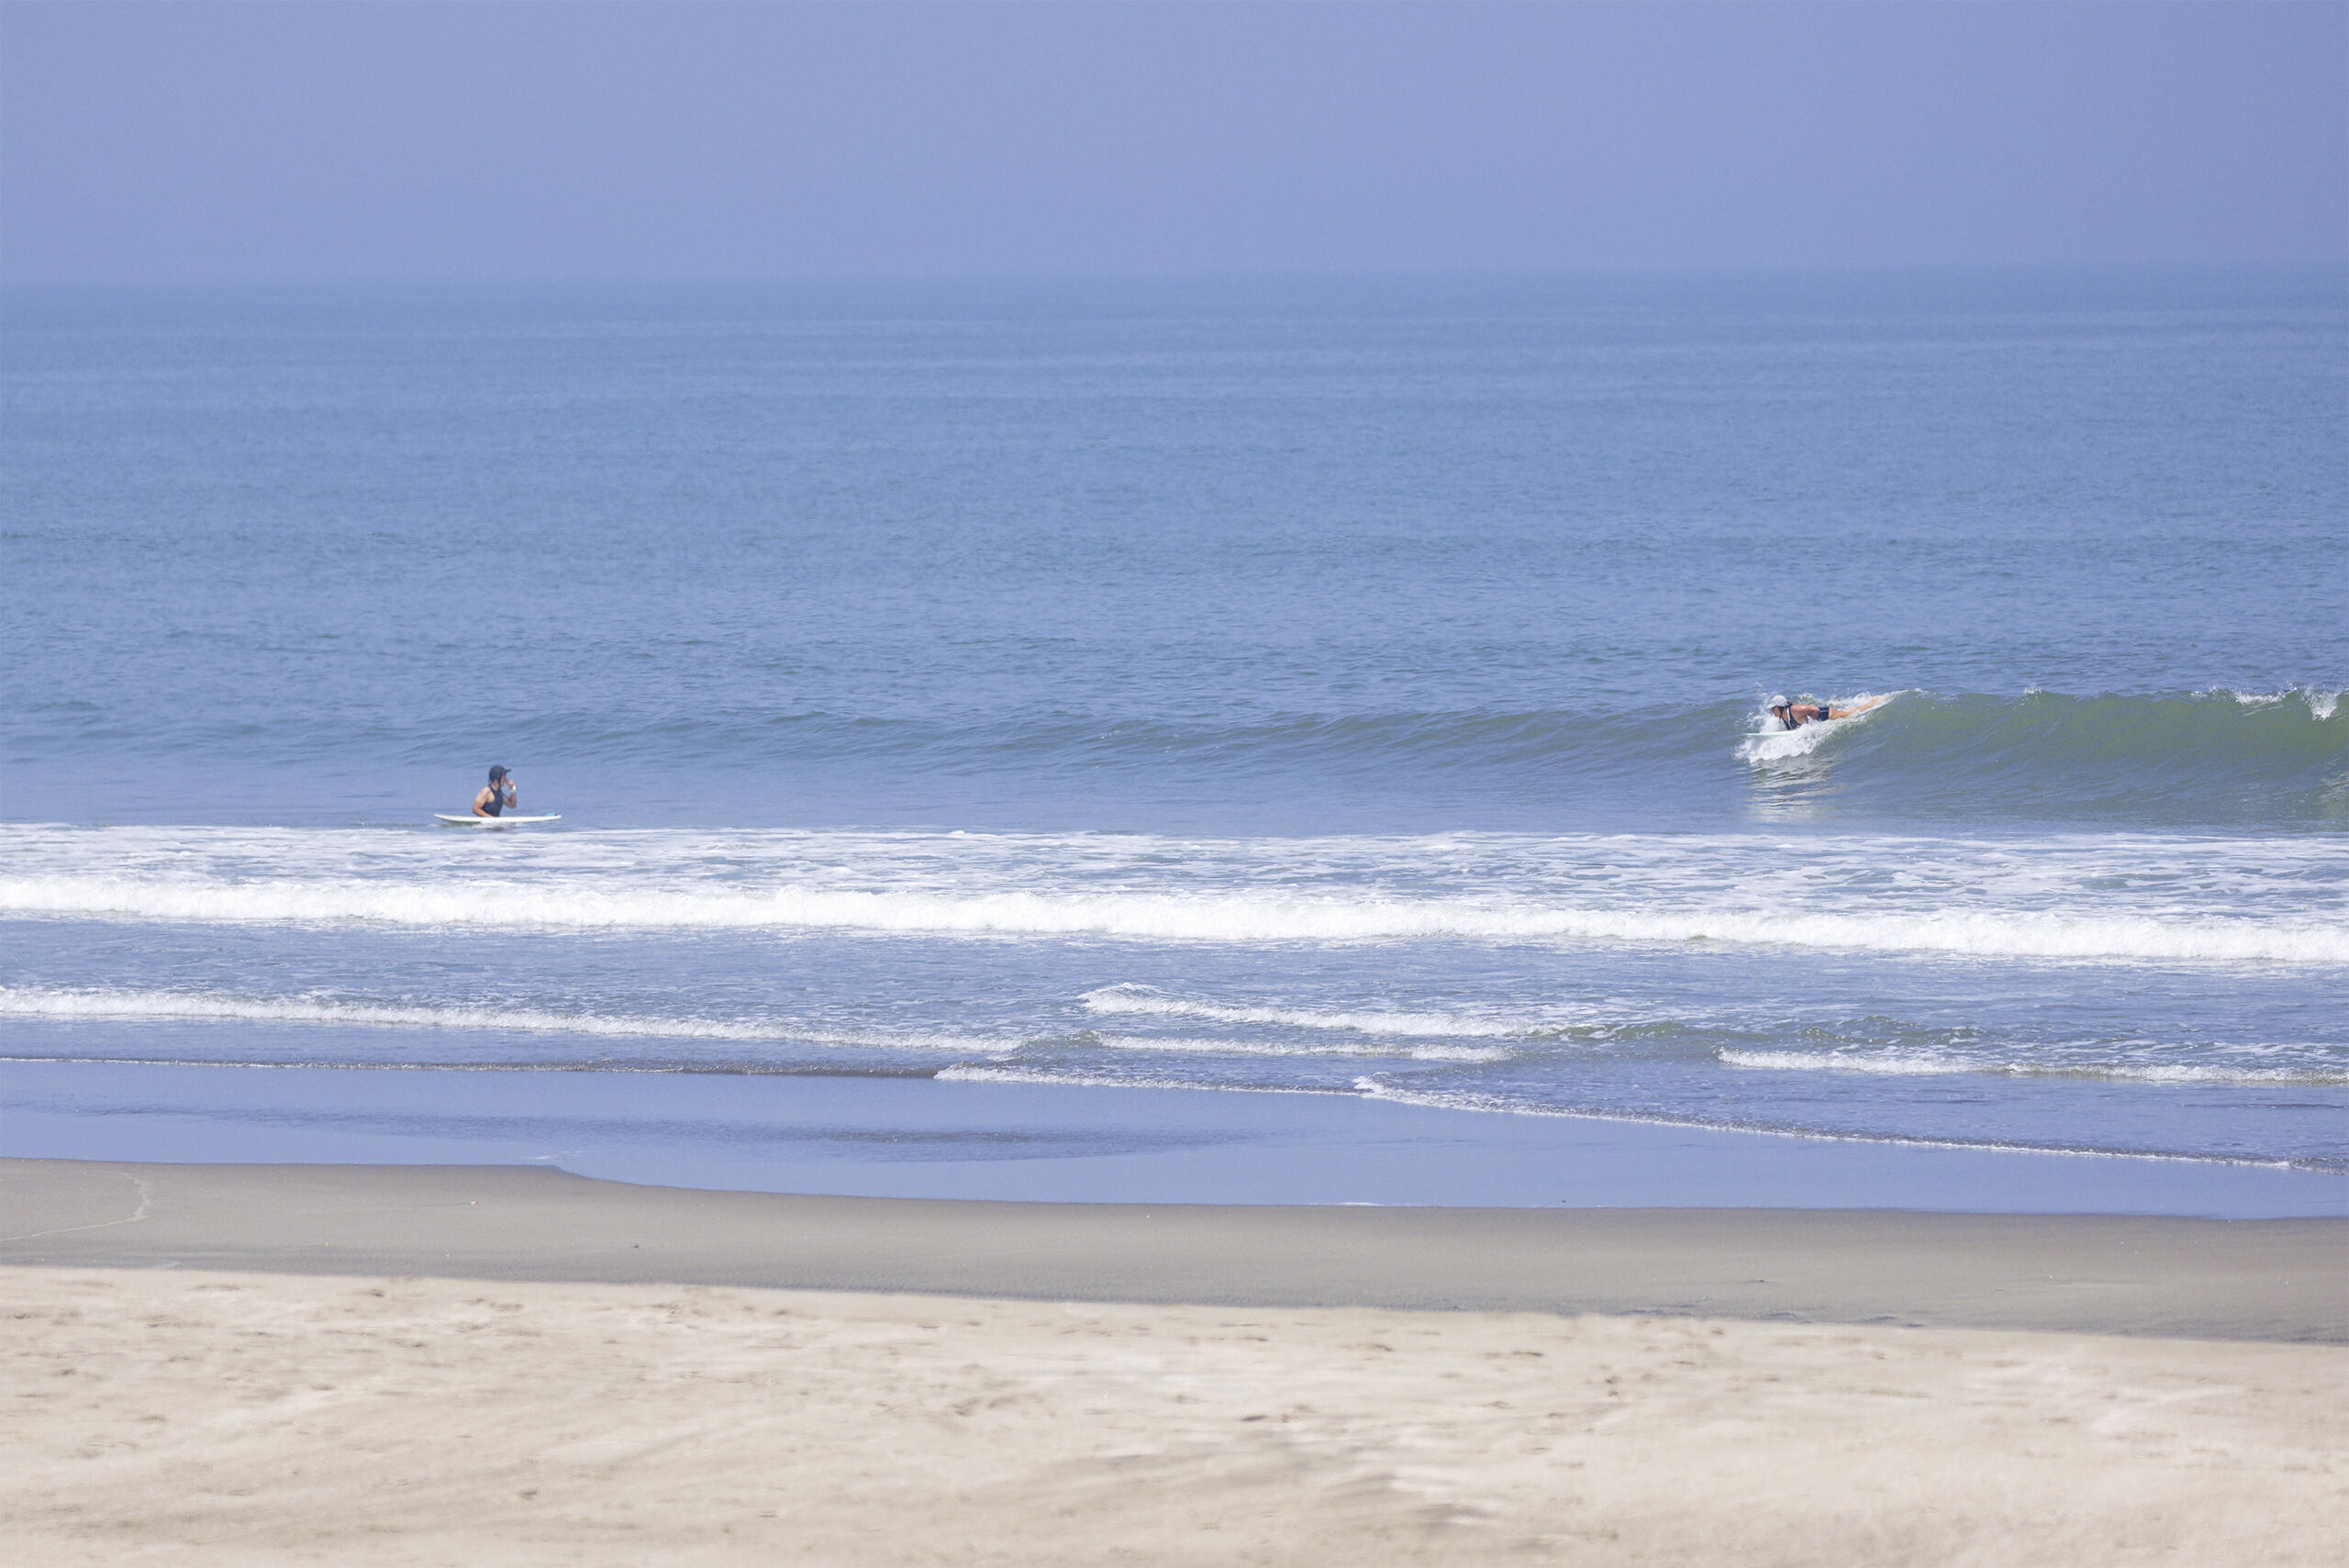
[17,688,2339,828]
[8,875,2343,962]
[1735,687,2348,821]
[1736,692,1903,764]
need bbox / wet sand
[5,1158,2343,1339]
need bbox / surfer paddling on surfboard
[1767,695,1887,730]
[433,775,554,827]
[433,763,555,827]
[473,765,518,817]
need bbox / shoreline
[7,1058,2343,1218]
[7,1157,2343,1341]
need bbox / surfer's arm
[472,787,495,817]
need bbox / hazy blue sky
[3,2,2342,282]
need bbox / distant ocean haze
[1,271,2343,1178]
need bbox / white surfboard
[434,813,562,828]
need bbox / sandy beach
[5,1267,2343,1567]
[11,6,2348,1559]
[4,1160,2345,1564]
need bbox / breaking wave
[19,687,2337,828]
[1737,687,2347,823]
[6,875,2340,962]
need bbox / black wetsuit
[481,782,507,817]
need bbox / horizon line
[5,260,2345,293]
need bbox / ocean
[3,270,2343,1208]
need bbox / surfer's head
[488,765,508,784]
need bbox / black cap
[488,765,508,782]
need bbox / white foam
[1080,984,1534,1039]
[4,826,2341,967]
[2199,685,2342,719]
[0,986,1008,1055]
[1720,1047,2348,1085]
[2090,1062,2349,1084]
[933,1064,1331,1095]
[1736,692,1898,765]
[7,874,2339,963]
[1720,1048,1972,1076]
[1089,1031,1508,1063]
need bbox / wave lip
[2208,686,2341,721]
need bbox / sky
[2,1,2343,283]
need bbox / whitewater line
[3,877,2343,963]
[0,985,1011,1054]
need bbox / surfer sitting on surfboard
[1768,697,1881,730]
[473,765,517,817]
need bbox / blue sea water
[3,271,2344,1204]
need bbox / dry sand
[4,1159,2345,1564]
[6,1268,2344,1567]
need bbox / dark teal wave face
[1738,691,2349,829]
[4,272,2343,832]
[7,688,2339,833]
